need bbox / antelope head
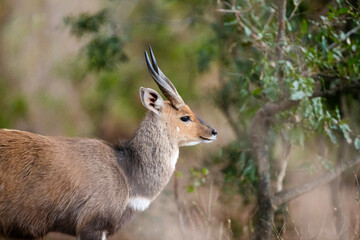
[140,46,217,147]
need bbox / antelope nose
[212,128,217,136]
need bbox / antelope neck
[115,112,179,200]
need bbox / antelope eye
[180,116,191,122]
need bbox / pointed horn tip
[144,51,152,68]
[148,46,159,73]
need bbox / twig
[275,131,291,192]
[275,0,287,95]
[289,0,303,20]
[330,138,348,240]
[174,174,188,239]
[317,212,329,239]
[208,181,213,222]
[205,182,215,240]
[234,12,269,51]
[277,220,286,239]
[263,9,275,33]
[226,219,233,239]
[352,213,360,239]
[216,9,240,14]
[184,201,197,239]
[218,222,224,240]
[233,9,261,36]
[285,206,301,240]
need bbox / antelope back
[0,129,129,238]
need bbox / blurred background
[0,0,359,239]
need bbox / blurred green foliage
[0,78,28,128]
[64,10,128,71]
[64,10,108,37]
[215,140,257,204]
[0,2,28,128]
[187,167,210,193]
[86,36,127,70]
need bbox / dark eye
[180,116,191,122]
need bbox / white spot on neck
[101,232,107,240]
[128,197,151,211]
[176,126,180,132]
[170,148,179,169]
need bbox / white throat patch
[182,141,201,146]
[101,232,107,240]
[170,148,179,169]
[128,197,151,211]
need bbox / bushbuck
[0,46,217,240]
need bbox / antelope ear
[139,87,164,115]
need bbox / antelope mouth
[200,136,216,143]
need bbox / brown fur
[0,130,128,239]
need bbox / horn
[144,46,185,109]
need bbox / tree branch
[275,0,286,55]
[251,2,290,236]
[328,25,360,49]
[288,0,303,20]
[275,0,287,94]
[271,157,360,208]
[312,82,360,98]
[250,104,273,240]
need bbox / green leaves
[339,120,352,144]
[86,36,127,71]
[244,26,252,37]
[301,20,308,36]
[187,167,210,193]
[354,137,360,151]
[64,10,107,38]
[0,80,28,128]
[289,77,314,101]
[64,9,127,71]
[214,140,257,201]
